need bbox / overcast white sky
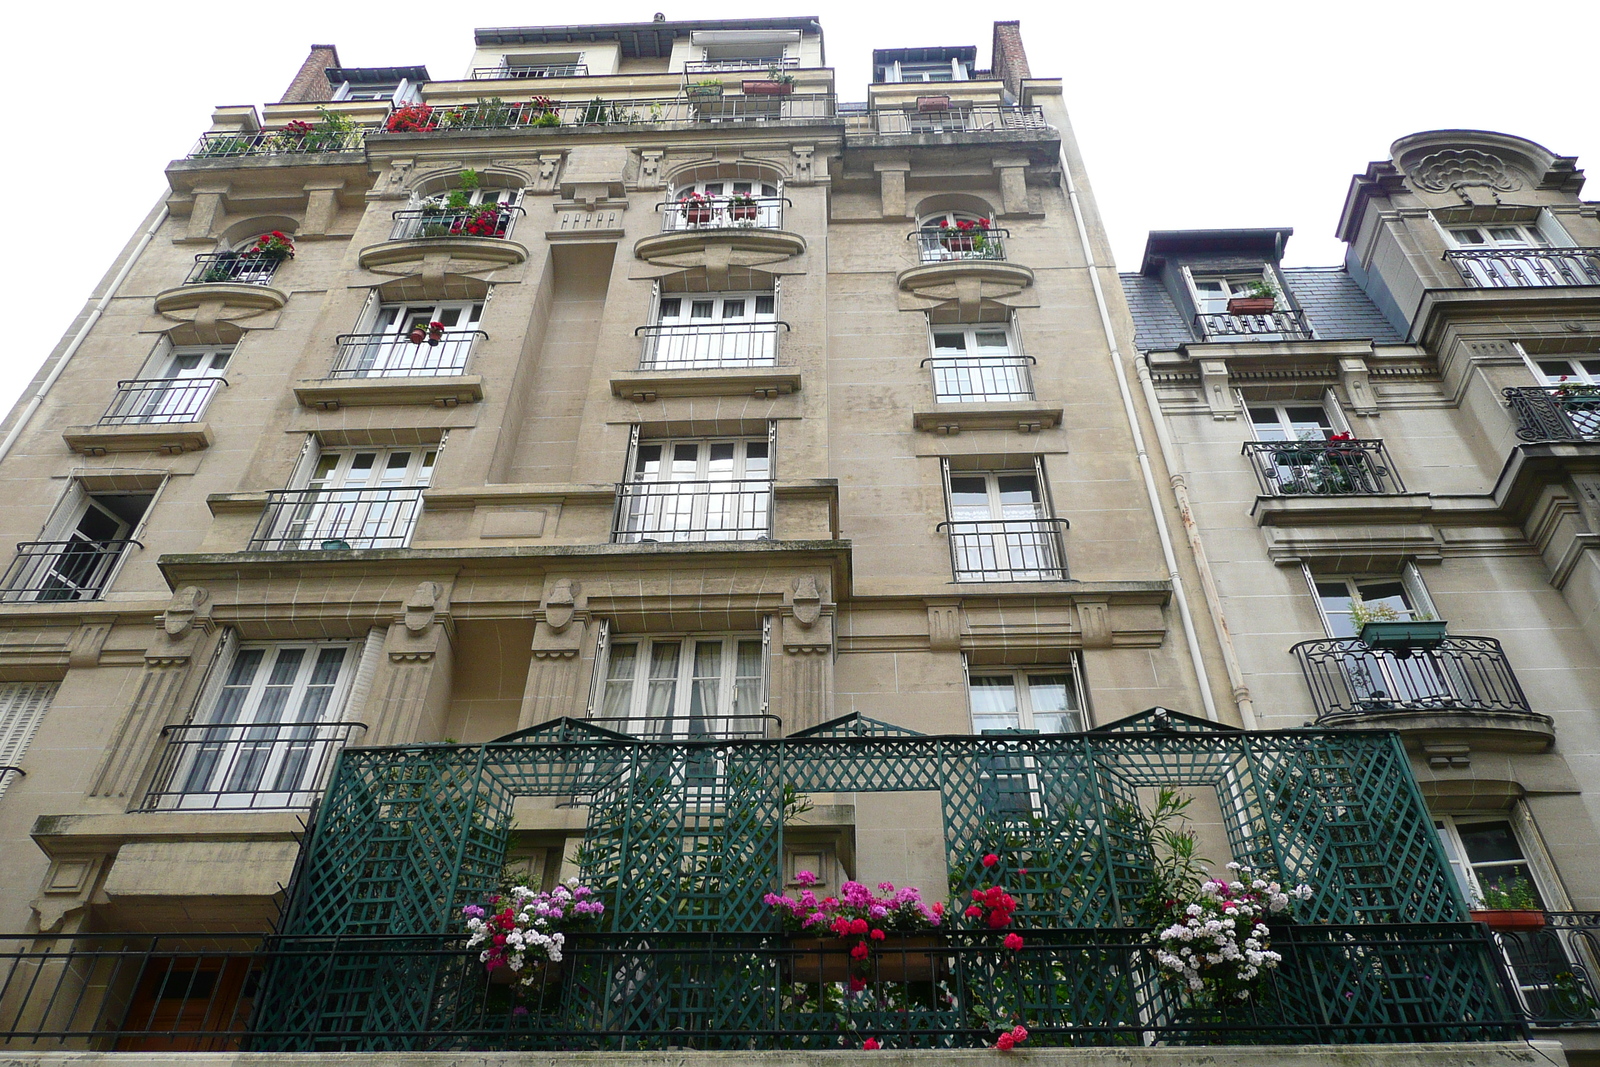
[3,0,1594,420]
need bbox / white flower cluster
[1152,862,1313,1002]
[463,879,603,987]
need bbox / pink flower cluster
[764,872,944,936]
[995,1024,1029,1051]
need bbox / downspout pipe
[1054,138,1221,723]
[0,202,170,464]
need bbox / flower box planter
[784,934,944,984]
[686,84,724,98]
[1471,908,1546,931]
[741,80,794,95]
[1226,296,1277,315]
[941,236,977,253]
[681,205,714,226]
[1357,621,1448,654]
[730,203,759,222]
[917,95,951,112]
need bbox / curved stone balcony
[358,235,529,273]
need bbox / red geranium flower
[863,1038,881,1050]
[982,853,999,868]
[1003,933,1024,950]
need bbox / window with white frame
[1312,573,1435,640]
[1446,224,1547,250]
[1305,567,1456,711]
[929,321,1032,402]
[1,485,154,603]
[968,667,1085,734]
[944,465,1064,581]
[255,445,436,551]
[339,299,485,378]
[616,436,772,542]
[645,290,779,369]
[0,683,57,799]
[668,178,783,230]
[1190,272,1277,316]
[596,634,766,740]
[104,344,231,425]
[1442,222,1600,288]
[1529,354,1600,386]
[1248,402,1337,442]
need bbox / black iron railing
[188,127,369,159]
[1446,248,1600,288]
[183,253,284,287]
[911,228,1008,263]
[1495,913,1600,1027]
[1292,636,1533,722]
[141,722,367,812]
[380,94,836,133]
[612,480,773,543]
[1242,439,1404,496]
[938,518,1069,582]
[659,196,787,231]
[584,714,780,742]
[389,206,523,241]
[471,64,589,79]
[1194,309,1312,340]
[248,488,426,551]
[0,540,140,603]
[1504,386,1600,442]
[851,105,1050,135]
[636,321,786,370]
[685,57,802,73]
[329,331,486,379]
[99,378,226,426]
[922,355,1036,402]
[0,926,1522,1050]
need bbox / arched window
[915,210,998,263]
[668,177,783,230]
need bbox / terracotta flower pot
[1471,908,1546,931]
[1226,296,1277,315]
[784,934,944,984]
[427,325,445,346]
[683,206,713,226]
[942,235,977,253]
[731,203,759,221]
[407,328,427,345]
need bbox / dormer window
[1190,272,1277,315]
[873,48,976,84]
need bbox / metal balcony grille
[1504,386,1600,441]
[188,127,368,158]
[938,518,1068,581]
[248,488,425,551]
[471,63,589,79]
[636,322,785,370]
[99,378,226,425]
[329,331,486,379]
[1194,309,1312,340]
[685,57,801,73]
[923,354,1036,402]
[850,105,1050,135]
[389,206,523,241]
[0,539,139,603]
[1446,248,1600,288]
[1242,439,1404,496]
[1292,635,1533,722]
[612,480,773,542]
[1493,912,1600,1026]
[183,253,283,286]
[141,721,367,812]
[584,714,780,742]
[660,196,786,231]
[911,228,1008,263]
[379,94,836,133]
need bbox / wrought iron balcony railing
[99,377,226,425]
[188,127,369,159]
[0,925,1521,1050]
[248,487,426,551]
[938,517,1069,582]
[141,721,367,812]
[659,196,787,231]
[389,205,524,241]
[1194,309,1312,340]
[1292,635,1533,722]
[685,57,802,73]
[851,105,1050,135]
[923,354,1036,402]
[612,479,773,543]
[1242,439,1404,496]
[471,63,589,79]
[911,228,1008,263]
[329,330,486,379]
[1494,912,1600,1027]
[0,539,140,603]
[1446,248,1600,288]
[183,252,284,286]
[636,321,786,370]
[1504,386,1600,442]
[380,94,836,133]
[584,713,780,742]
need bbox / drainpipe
[1054,139,1222,723]
[0,202,170,464]
[1135,356,1258,728]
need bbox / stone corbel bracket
[896,266,1037,320]
[532,578,589,660]
[388,580,454,663]
[781,574,834,654]
[152,286,286,344]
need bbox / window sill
[293,374,484,410]
[62,422,213,456]
[913,402,1061,435]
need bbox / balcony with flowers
[898,216,1034,303]
[360,168,529,278]
[0,709,1535,1054]
[635,189,807,269]
[154,231,295,325]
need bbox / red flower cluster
[964,885,1018,929]
[862,1038,881,1050]
[1327,431,1354,442]
[952,217,991,232]
[995,1025,1029,1051]
[448,205,510,238]
[386,104,437,132]
[248,231,295,259]
[283,120,312,136]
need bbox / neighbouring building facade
[0,15,1584,1061]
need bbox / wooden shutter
[0,683,58,798]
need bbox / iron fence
[584,714,781,742]
[849,105,1050,136]
[685,57,802,73]
[1292,636,1533,722]
[612,480,773,542]
[98,378,226,426]
[470,64,589,79]
[1446,248,1600,289]
[140,722,368,812]
[188,128,369,159]
[0,540,140,603]
[389,206,523,241]
[0,926,1521,1051]
[659,196,787,231]
[380,94,836,133]
[248,488,426,551]
[1494,913,1600,1027]
[329,331,486,379]
[183,254,283,287]
[923,355,1036,403]
[1242,439,1404,496]
[1194,310,1312,340]
[938,518,1068,582]
[1504,386,1600,441]
[636,321,786,370]
[911,228,1009,263]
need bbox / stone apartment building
[0,14,1582,1061]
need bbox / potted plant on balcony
[407,323,428,345]
[463,879,606,995]
[939,217,991,254]
[385,103,437,133]
[728,191,760,223]
[687,79,725,99]
[426,321,446,346]
[1226,280,1279,315]
[765,872,945,985]
[1469,876,1544,931]
[742,67,796,95]
[677,192,714,227]
[1351,600,1447,656]
[247,231,296,261]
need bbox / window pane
[969,676,1019,731]
[601,642,638,719]
[933,333,966,353]
[689,301,713,319]
[645,642,681,719]
[733,640,763,720]
[688,640,724,734]
[755,295,775,316]
[658,298,681,319]
[721,300,745,319]
[1458,821,1525,865]
[1027,673,1079,732]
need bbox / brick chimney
[280,44,342,104]
[990,21,1031,100]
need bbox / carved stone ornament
[162,586,211,637]
[544,578,579,633]
[404,581,443,633]
[1408,149,1523,193]
[791,575,821,629]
